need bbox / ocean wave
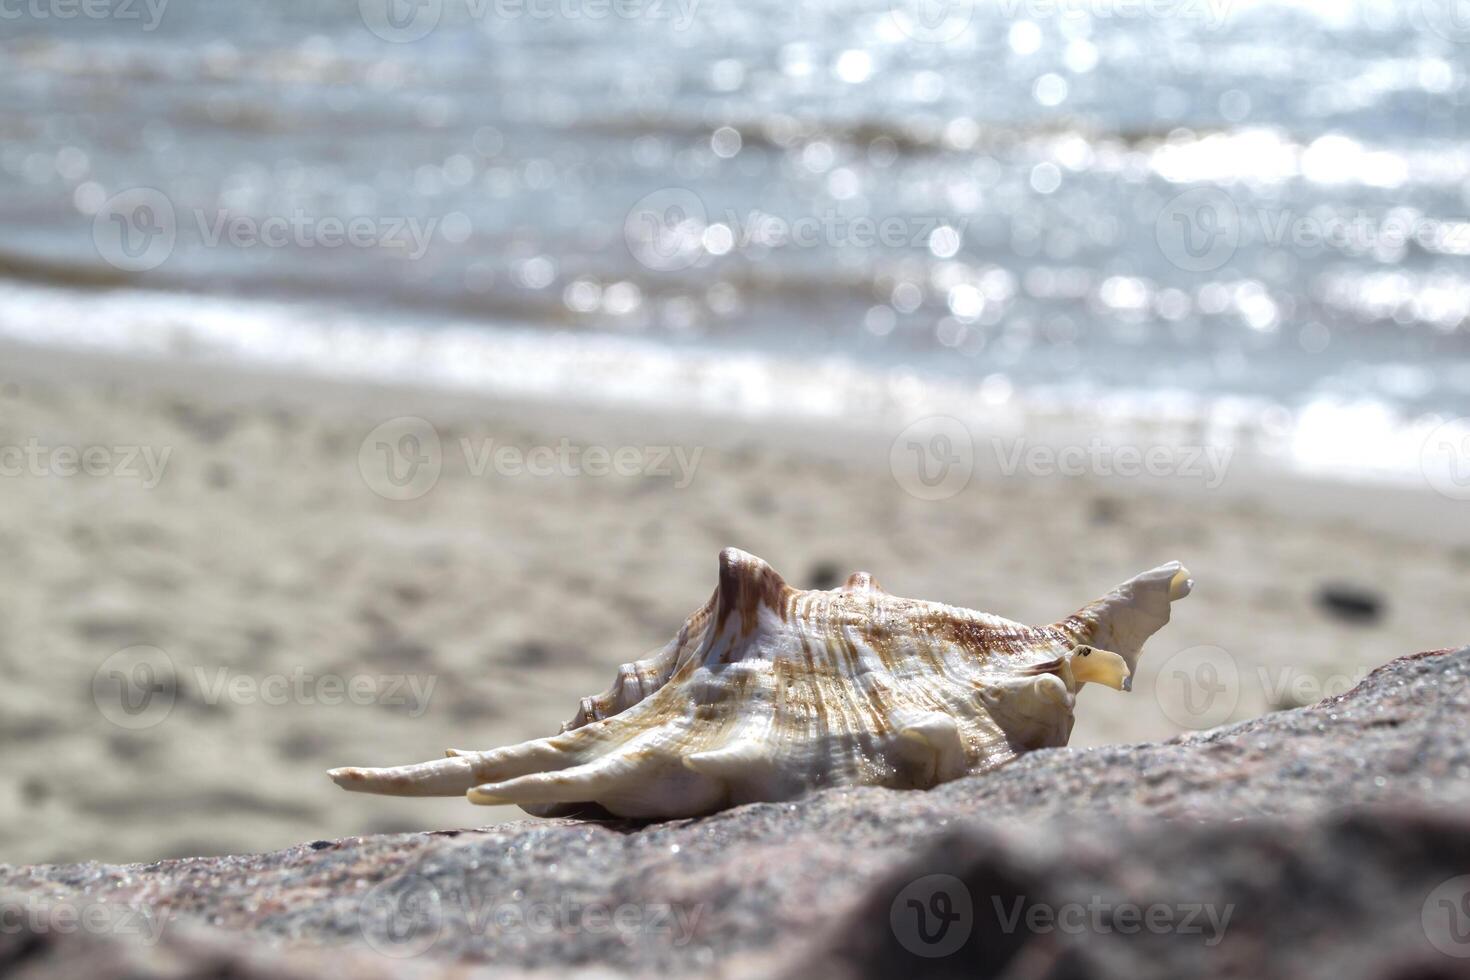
[0,281,1457,492]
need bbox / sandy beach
[2,339,1466,866]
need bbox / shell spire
[330,551,1192,818]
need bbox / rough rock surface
[3,647,1469,979]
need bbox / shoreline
[4,330,1467,547]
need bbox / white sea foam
[0,282,1460,494]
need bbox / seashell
[330,548,1192,818]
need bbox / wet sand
[1,340,1466,864]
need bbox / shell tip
[467,787,508,806]
[1168,565,1193,601]
[328,767,361,787]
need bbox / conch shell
[331,549,1191,818]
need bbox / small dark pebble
[20,778,48,807]
[391,583,428,607]
[505,640,550,665]
[744,490,777,515]
[806,561,842,591]
[166,401,238,443]
[275,730,330,760]
[106,735,154,761]
[1316,584,1384,625]
[448,696,499,722]
[503,639,585,667]
[1088,497,1123,525]
[307,840,334,851]
[357,637,432,667]
[204,462,235,489]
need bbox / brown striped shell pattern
[331,549,1192,818]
